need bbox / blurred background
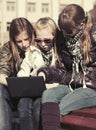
[0,0,96,45]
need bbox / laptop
[6,76,46,98]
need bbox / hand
[0,74,8,86]
[38,72,46,81]
[45,83,59,89]
[86,81,92,86]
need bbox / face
[34,29,54,52]
[15,30,31,52]
[62,23,85,40]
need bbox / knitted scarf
[65,30,87,90]
[41,48,53,66]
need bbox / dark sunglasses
[34,38,53,44]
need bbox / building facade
[0,0,95,45]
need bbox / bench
[13,107,96,130]
[61,107,96,130]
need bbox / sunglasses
[34,38,53,44]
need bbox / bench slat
[61,107,96,130]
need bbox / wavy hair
[9,17,34,71]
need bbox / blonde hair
[34,17,60,64]
[81,13,93,64]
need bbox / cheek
[16,43,22,48]
[27,40,31,46]
[48,42,54,48]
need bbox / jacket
[17,45,56,77]
[37,32,96,89]
[0,42,24,77]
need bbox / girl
[0,17,34,130]
[37,4,96,130]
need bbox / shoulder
[29,45,41,57]
[30,45,40,52]
[0,42,11,55]
[25,45,42,61]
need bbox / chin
[44,49,49,52]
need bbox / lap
[59,87,96,115]
[42,84,71,103]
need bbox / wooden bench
[61,107,96,130]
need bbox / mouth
[43,46,48,50]
[22,46,29,51]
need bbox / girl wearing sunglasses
[17,17,60,130]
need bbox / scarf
[41,48,53,66]
[65,30,87,90]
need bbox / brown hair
[58,4,92,64]
[9,17,34,71]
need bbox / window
[7,22,11,31]
[59,4,67,13]
[42,3,49,13]
[28,2,36,12]
[7,2,15,11]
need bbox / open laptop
[6,76,46,98]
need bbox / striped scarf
[66,30,87,90]
[41,48,53,66]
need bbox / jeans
[18,97,41,130]
[0,84,12,130]
[0,84,41,130]
[42,84,96,116]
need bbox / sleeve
[72,66,96,89]
[37,63,67,83]
[17,52,32,77]
[0,44,12,76]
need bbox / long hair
[58,4,91,64]
[34,17,60,64]
[9,17,34,71]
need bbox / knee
[18,98,33,116]
[42,89,56,104]
[34,98,41,108]
[33,98,41,117]
[0,84,8,98]
[0,84,5,97]
[34,98,41,111]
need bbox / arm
[17,51,32,77]
[0,43,12,86]
[70,65,96,89]
[0,74,8,86]
[37,64,67,83]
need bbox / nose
[41,41,46,46]
[22,40,27,47]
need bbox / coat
[37,31,96,89]
[0,42,24,77]
[17,45,56,77]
